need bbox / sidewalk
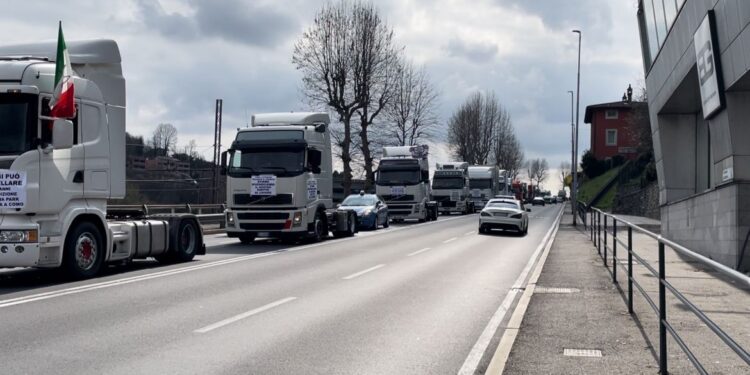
[502,205,750,374]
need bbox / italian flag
[49,22,76,119]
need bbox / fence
[108,204,226,228]
[585,206,750,374]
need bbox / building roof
[584,100,647,123]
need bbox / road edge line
[484,205,566,374]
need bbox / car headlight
[510,213,522,219]
[0,229,38,243]
[480,211,492,217]
[363,208,373,216]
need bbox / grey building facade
[638,0,750,271]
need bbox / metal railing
[586,206,750,374]
[108,204,226,228]
[576,200,588,228]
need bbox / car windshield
[342,196,378,206]
[487,201,519,210]
[469,179,492,189]
[229,148,305,177]
[0,93,37,156]
[378,169,420,185]
[432,177,464,189]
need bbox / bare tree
[384,61,439,147]
[293,1,363,196]
[447,91,500,165]
[351,2,400,190]
[526,159,539,185]
[534,158,549,189]
[151,123,177,156]
[559,161,571,186]
[492,106,524,181]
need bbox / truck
[0,40,205,279]
[375,145,438,222]
[468,165,499,212]
[431,162,473,215]
[221,112,358,244]
[497,169,511,196]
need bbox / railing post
[627,227,633,314]
[658,242,668,374]
[612,218,617,283]
[604,214,608,266]
[597,211,601,254]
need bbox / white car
[479,199,530,235]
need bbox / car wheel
[383,214,390,228]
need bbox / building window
[605,109,619,119]
[606,129,617,146]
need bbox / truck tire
[63,221,105,279]
[311,211,328,242]
[239,233,256,244]
[156,219,199,263]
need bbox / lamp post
[570,30,581,226]
[567,90,574,201]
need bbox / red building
[584,98,646,161]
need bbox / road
[0,204,563,375]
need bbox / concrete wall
[641,0,750,271]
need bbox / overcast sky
[2,0,644,191]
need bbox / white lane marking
[443,237,457,244]
[464,231,475,236]
[457,205,564,375]
[0,215,473,309]
[342,264,385,280]
[406,247,431,257]
[194,297,297,334]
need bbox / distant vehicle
[543,196,552,204]
[494,194,517,201]
[340,193,389,230]
[532,197,545,206]
[376,145,438,223]
[478,199,529,235]
[468,165,500,212]
[432,162,474,215]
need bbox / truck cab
[468,165,499,212]
[375,145,437,222]
[223,112,356,243]
[431,162,473,215]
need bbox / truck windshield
[377,169,420,185]
[228,148,305,177]
[469,179,492,189]
[432,177,464,189]
[0,93,37,156]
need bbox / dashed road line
[443,237,457,244]
[406,247,432,257]
[342,264,386,280]
[194,297,297,333]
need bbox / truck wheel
[312,211,327,242]
[239,233,256,244]
[63,221,105,279]
[157,219,199,263]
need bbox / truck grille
[234,194,293,205]
[388,203,414,215]
[237,212,289,220]
[239,223,287,231]
[381,194,415,202]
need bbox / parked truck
[468,165,499,212]
[221,112,358,244]
[375,145,437,222]
[431,162,473,215]
[497,169,511,196]
[0,40,205,279]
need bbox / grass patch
[577,166,622,206]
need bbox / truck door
[38,97,84,213]
[79,102,110,199]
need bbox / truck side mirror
[308,149,322,174]
[52,119,74,150]
[220,151,228,175]
[314,123,326,133]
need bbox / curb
[484,204,566,374]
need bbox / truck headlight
[226,212,235,226]
[0,229,38,243]
[293,211,303,226]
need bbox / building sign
[251,175,276,196]
[0,170,26,208]
[694,11,724,119]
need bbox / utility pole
[568,90,574,201]
[572,29,582,226]
[212,99,223,204]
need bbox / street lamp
[567,90,574,201]
[570,30,581,226]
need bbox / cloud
[444,38,498,63]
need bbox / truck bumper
[0,217,41,267]
[385,202,424,220]
[225,208,309,238]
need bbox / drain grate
[563,348,602,357]
[535,287,581,294]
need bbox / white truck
[431,162,473,215]
[221,112,358,244]
[497,169,511,196]
[0,40,205,279]
[375,145,437,223]
[468,165,500,212]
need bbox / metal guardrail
[586,206,750,374]
[108,204,226,228]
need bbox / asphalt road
[0,204,563,374]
